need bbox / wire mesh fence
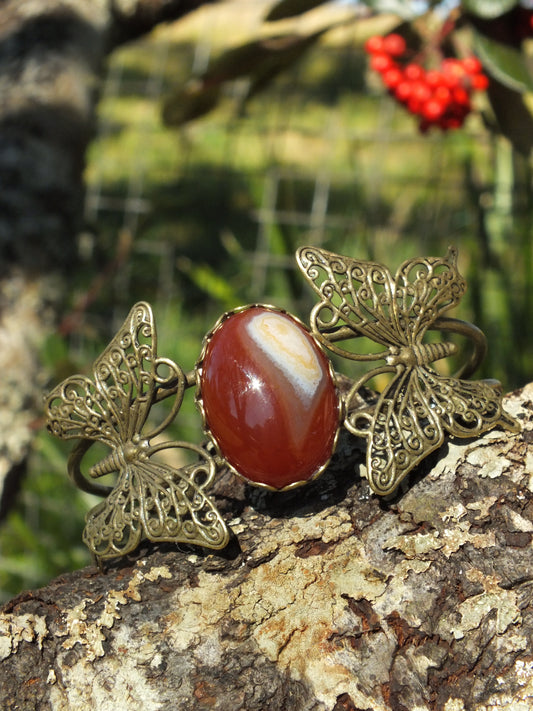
[52,0,532,404]
[78,2,505,345]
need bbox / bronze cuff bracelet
[45,246,520,562]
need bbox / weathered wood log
[1,384,532,710]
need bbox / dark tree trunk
[0,386,531,710]
[0,0,218,515]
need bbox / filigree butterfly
[46,302,229,560]
[297,246,520,496]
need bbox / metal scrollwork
[45,247,521,562]
[46,302,229,561]
[297,245,520,496]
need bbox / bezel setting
[195,303,343,492]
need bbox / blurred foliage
[163,0,533,155]
[0,432,91,593]
[2,0,533,601]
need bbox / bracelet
[45,245,520,562]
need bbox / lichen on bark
[1,385,532,710]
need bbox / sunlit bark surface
[1,386,531,710]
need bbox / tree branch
[107,0,221,49]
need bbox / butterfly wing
[296,245,402,355]
[349,365,520,496]
[421,370,520,437]
[84,472,143,558]
[83,449,230,559]
[46,302,185,447]
[90,301,184,442]
[296,245,466,357]
[347,367,444,495]
[46,374,121,448]
[394,247,466,345]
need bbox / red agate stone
[198,306,339,489]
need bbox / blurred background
[1,0,532,601]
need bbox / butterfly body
[385,341,457,369]
[46,302,229,559]
[297,246,520,496]
[88,436,151,478]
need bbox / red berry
[365,35,385,54]
[411,81,431,104]
[462,56,482,75]
[370,53,394,73]
[407,97,422,114]
[382,67,403,89]
[441,59,464,87]
[470,73,489,90]
[404,63,425,81]
[422,98,445,121]
[394,80,412,102]
[405,81,431,114]
[382,33,407,57]
[425,70,444,89]
[452,86,470,106]
[366,40,485,134]
[434,85,451,104]
[441,116,463,131]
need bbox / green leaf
[486,80,533,155]
[177,259,239,309]
[203,30,330,86]
[474,31,533,92]
[265,0,331,22]
[162,82,221,127]
[461,0,518,19]
[163,28,332,125]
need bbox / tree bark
[1,385,531,711]
[0,0,218,516]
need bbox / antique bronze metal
[296,245,520,496]
[46,302,230,560]
[45,247,520,561]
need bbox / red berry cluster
[364,33,489,132]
